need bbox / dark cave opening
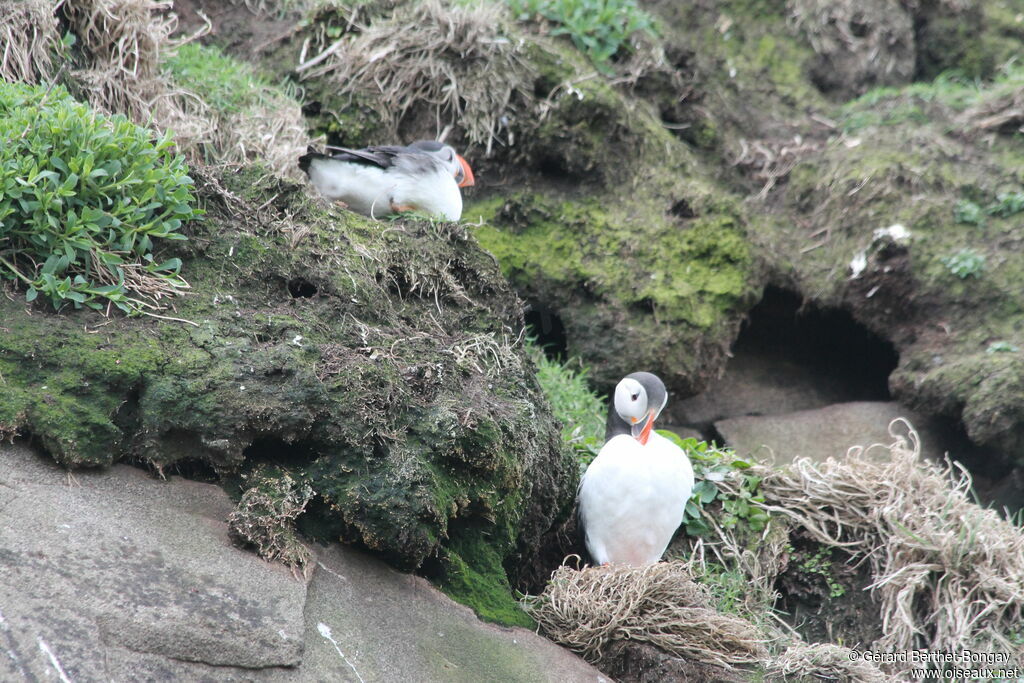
[287,277,318,299]
[242,437,319,470]
[525,303,568,361]
[735,285,899,402]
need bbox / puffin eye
[631,393,639,401]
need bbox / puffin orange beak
[456,155,475,188]
[631,411,656,446]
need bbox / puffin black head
[297,145,321,175]
[604,372,668,444]
[409,140,475,188]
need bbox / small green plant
[940,248,985,279]
[986,191,1024,218]
[0,81,198,314]
[526,339,606,465]
[658,432,770,537]
[953,199,985,225]
[508,0,656,69]
[986,341,1020,354]
[789,544,847,598]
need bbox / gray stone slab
[0,441,607,681]
[673,351,865,426]
[299,544,610,683]
[715,401,942,465]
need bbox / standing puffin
[577,372,695,566]
[298,140,475,220]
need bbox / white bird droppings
[317,622,365,683]
[38,638,73,683]
[873,223,911,243]
[849,250,868,279]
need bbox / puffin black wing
[320,144,411,169]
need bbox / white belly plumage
[306,158,463,220]
[577,432,695,566]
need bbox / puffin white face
[614,377,648,426]
[440,145,475,188]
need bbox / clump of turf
[163,42,311,179]
[296,0,533,154]
[522,562,768,667]
[760,420,1024,666]
[229,467,313,570]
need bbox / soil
[776,530,881,649]
[173,0,300,59]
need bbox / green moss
[473,193,751,329]
[438,531,535,628]
[0,163,578,624]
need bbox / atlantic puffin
[298,140,475,220]
[577,372,695,566]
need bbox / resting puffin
[577,372,695,566]
[298,140,475,220]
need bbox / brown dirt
[172,0,300,57]
[775,530,881,649]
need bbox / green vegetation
[941,248,986,279]
[953,193,1024,226]
[508,0,655,68]
[0,81,196,314]
[658,432,769,538]
[986,341,1020,355]
[987,191,1024,218]
[838,64,1024,134]
[164,42,286,114]
[954,199,985,226]
[788,544,846,599]
[527,339,606,466]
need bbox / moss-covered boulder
[725,54,1024,466]
[0,164,576,625]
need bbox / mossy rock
[0,164,577,625]
[468,184,759,394]
[746,69,1024,466]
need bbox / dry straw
[0,0,60,84]
[1,0,309,178]
[759,419,1024,662]
[766,642,893,682]
[297,0,533,155]
[522,561,769,668]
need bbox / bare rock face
[0,441,606,682]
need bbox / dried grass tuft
[963,89,1024,136]
[522,562,768,669]
[766,642,892,682]
[62,0,184,123]
[759,419,1024,665]
[298,0,533,155]
[222,99,313,180]
[0,0,60,84]
[228,469,313,571]
[787,0,915,93]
